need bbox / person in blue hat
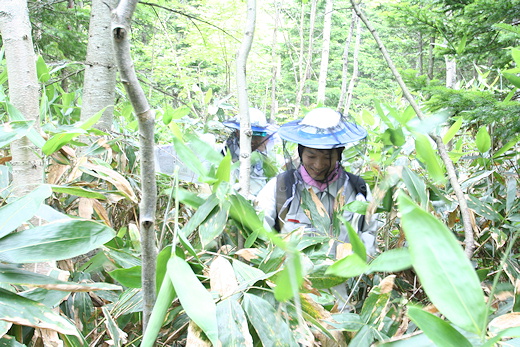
[223,108,280,196]
[255,107,379,257]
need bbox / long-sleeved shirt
[255,168,379,257]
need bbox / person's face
[301,147,339,181]
[251,135,267,152]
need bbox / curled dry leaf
[335,243,353,260]
[78,197,94,219]
[235,248,260,261]
[209,256,238,298]
[379,275,396,294]
[186,320,219,347]
[308,188,328,218]
[80,161,138,203]
[489,312,520,332]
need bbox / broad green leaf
[156,245,172,291]
[180,194,219,237]
[348,325,376,347]
[216,151,232,186]
[0,263,120,292]
[0,184,52,239]
[503,72,520,88]
[456,35,467,55]
[0,320,11,338]
[141,274,177,347]
[216,298,253,347]
[168,256,218,346]
[108,266,141,288]
[79,108,105,130]
[493,136,520,158]
[274,252,303,302]
[6,102,45,148]
[512,47,520,65]
[0,120,33,148]
[301,188,331,236]
[506,178,517,213]
[346,220,366,260]
[360,285,392,323]
[367,248,412,273]
[326,253,368,278]
[232,259,268,287]
[414,133,446,184]
[204,88,213,104]
[0,287,77,335]
[328,312,364,331]
[199,203,229,247]
[42,129,86,155]
[398,192,487,335]
[443,117,463,144]
[0,335,24,347]
[228,194,285,249]
[186,133,224,165]
[50,186,107,200]
[164,106,190,125]
[242,293,298,347]
[402,166,428,208]
[475,127,491,153]
[407,306,472,347]
[0,219,116,263]
[307,264,346,289]
[172,136,209,182]
[36,55,50,82]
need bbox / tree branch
[349,0,475,258]
[112,0,158,331]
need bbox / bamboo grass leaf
[0,184,52,239]
[168,255,219,346]
[0,219,116,263]
[407,306,472,347]
[398,192,487,335]
[242,293,298,346]
[217,298,253,347]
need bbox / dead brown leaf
[235,248,260,261]
[78,197,94,219]
[209,256,238,298]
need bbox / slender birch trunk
[344,13,361,115]
[294,0,317,117]
[112,0,157,330]
[350,0,475,258]
[317,0,334,104]
[337,9,356,112]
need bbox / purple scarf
[299,163,341,192]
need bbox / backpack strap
[346,172,367,198]
[274,169,296,232]
[346,172,368,231]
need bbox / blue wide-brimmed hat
[223,108,277,136]
[278,108,367,149]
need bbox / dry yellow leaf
[209,256,238,298]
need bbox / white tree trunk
[294,0,317,117]
[269,1,280,120]
[445,55,457,89]
[344,13,361,115]
[337,9,356,112]
[317,0,333,104]
[0,0,43,197]
[80,0,118,132]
